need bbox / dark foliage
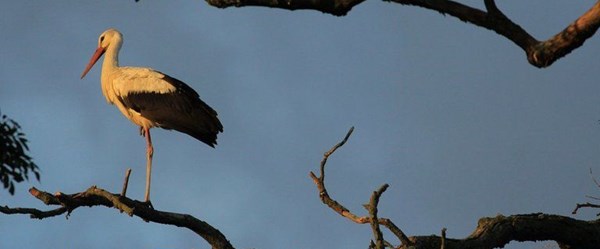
[0,111,40,195]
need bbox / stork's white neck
[99,35,123,104]
[102,43,120,70]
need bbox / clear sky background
[1,1,599,249]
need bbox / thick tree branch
[205,0,364,16]
[530,3,600,67]
[1,186,234,249]
[402,214,600,249]
[389,0,600,68]
[390,0,536,49]
[203,0,600,68]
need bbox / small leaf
[8,182,14,195]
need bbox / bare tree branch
[309,127,412,248]
[311,128,600,249]
[203,0,600,68]
[390,0,600,68]
[365,184,389,249]
[402,214,600,249]
[572,168,600,216]
[121,168,132,196]
[572,202,600,216]
[0,204,67,219]
[0,186,234,249]
[590,168,600,189]
[586,195,600,201]
[205,0,364,16]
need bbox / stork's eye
[100,36,105,43]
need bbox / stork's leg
[143,127,154,203]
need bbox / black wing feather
[120,73,223,147]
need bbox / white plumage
[81,28,223,203]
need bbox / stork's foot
[145,200,154,209]
[136,199,154,210]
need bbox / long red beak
[80,47,106,79]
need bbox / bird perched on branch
[81,28,223,203]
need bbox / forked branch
[391,0,600,68]
[309,127,412,248]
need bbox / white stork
[81,28,223,203]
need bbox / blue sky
[1,1,599,248]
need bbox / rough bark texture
[0,186,234,249]
[203,0,600,68]
[403,214,600,249]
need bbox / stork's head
[81,28,123,79]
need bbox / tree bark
[203,0,600,68]
[0,186,234,249]
[403,214,600,249]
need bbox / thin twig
[441,228,447,249]
[366,184,389,249]
[121,168,132,196]
[590,168,600,189]
[383,240,394,248]
[585,195,600,201]
[0,205,68,219]
[379,218,411,247]
[572,202,600,215]
[313,126,354,184]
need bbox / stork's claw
[142,200,154,209]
